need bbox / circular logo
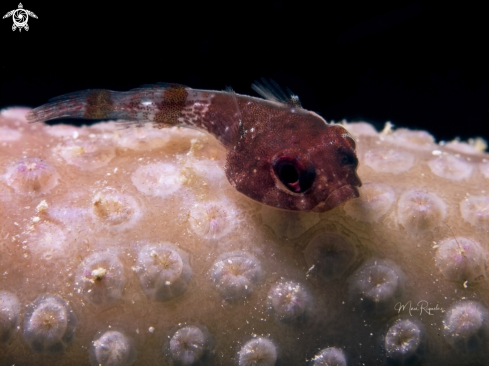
[12,9,28,28]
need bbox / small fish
[26,79,361,212]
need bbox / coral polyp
[384,319,423,364]
[135,243,192,301]
[442,301,489,352]
[343,183,395,223]
[0,291,20,343]
[131,162,183,199]
[267,280,312,322]
[428,155,473,181]
[22,294,77,356]
[435,237,488,284]
[363,149,415,174]
[238,337,277,366]
[303,232,357,280]
[348,258,405,312]
[2,157,59,195]
[90,330,137,366]
[54,138,116,170]
[74,251,126,307]
[91,188,141,229]
[397,189,447,233]
[188,200,239,240]
[167,325,211,365]
[209,251,262,302]
[311,347,347,366]
[460,195,489,231]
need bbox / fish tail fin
[26,89,117,123]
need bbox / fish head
[226,110,362,212]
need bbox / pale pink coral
[1,109,488,365]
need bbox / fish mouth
[313,185,360,212]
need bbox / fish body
[26,81,361,212]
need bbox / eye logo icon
[3,3,37,31]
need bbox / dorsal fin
[251,78,302,108]
[225,86,246,140]
[225,87,243,121]
[138,82,187,89]
[132,82,188,93]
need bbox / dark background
[1,1,487,142]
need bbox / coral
[134,243,192,302]
[427,155,473,181]
[267,280,312,322]
[363,149,415,174]
[348,258,405,312]
[54,138,116,170]
[384,318,422,364]
[2,157,59,196]
[383,128,435,150]
[303,232,357,280]
[167,325,211,365]
[89,330,136,366]
[442,301,489,352]
[343,183,395,223]
[131,163,183,199]
[460,195,489,231]
[209,251,262,302]
[396,189,447,233]
[91,188,142,229]
[27,221,71,261]
[435,237,488,284]
[22,294,77,356]
[311,347,347,366]
[1,109,488,365]
[238,337,277,366]
[0,291,20,343]
[74,251,126,307]
[188,199,240,240]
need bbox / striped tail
[25,83,241,146]
[26,89,116,123]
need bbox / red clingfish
[26,79,362,212]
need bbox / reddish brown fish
[26,80,361,212]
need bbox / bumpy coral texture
[0,108,488,366]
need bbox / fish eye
[339,150,358,168]
[279,164,299,184]
[272,154,316,193]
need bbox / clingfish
[26,80,362,212]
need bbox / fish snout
[313,185,360,212]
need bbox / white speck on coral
[36,200,49,212]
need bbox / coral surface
[0,108,488,365]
